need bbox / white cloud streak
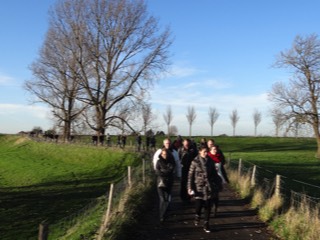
[0,74,14,86]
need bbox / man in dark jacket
[178,138,197,203]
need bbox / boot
[194,214,200,226]
[203,221,211,233]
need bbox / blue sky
[1,0,320,136]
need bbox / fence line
[228,156,320,213]
[39,157,152,240]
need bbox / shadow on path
[132,180,279,240]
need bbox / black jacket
[155,155,176,190]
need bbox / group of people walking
[153,137,229,233]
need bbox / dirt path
[133,180,279,240]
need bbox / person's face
[161,150,167,159]
[207,140,214,148]
[163,140,170,149]
[210,147,217,154]
[183,140,189,148]
[199,148,208,158]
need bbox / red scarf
[207,152,221,163]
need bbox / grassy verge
[271,202,320,240]
[0,135,140,240]
[226,166,320,240]
[102,178,155,240]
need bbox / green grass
[201,136,320,181]
[0,135,140,240]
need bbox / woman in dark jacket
[188,146,222,233]
[155,148,176,222]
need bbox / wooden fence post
[98,183,114,240]
[227,152,231,166]
[275,174,281,197]
[38,220,49,240]
[251,165,257,187]
[142,159,146,184]
[128,166,132,188]
[238,158,242,176]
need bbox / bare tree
[230,109,240,136]
[141,103,155,135]
[208,107,219,136]
[186,106,197,137]
[269,34,320,157]
[25,24,86,142]
[43,0,172,143]
[163,105,173,137]
[168,125,178,136]
[270,108,285,137]
[253,109,262,136]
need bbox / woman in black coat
[155,148,176,222]
[187,146,222,233]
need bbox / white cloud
[169,65,199,78]
[0,104,51,133]
[0,104,48,118]
[0,73,14,86]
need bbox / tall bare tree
[25,25,86,142]
[141,103,155,136]
[208,107,219,136]
[163,105,173,137]
[186,106,197,137]
[270,108,285,137]
[269,34,320,157]
[230,109,240,136]
[43,0,172,143]
[253,109,262,136]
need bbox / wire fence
[39,156,153,240]
[227,156,320,214]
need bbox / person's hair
[210,145,217,151]
[163,138,170,143]
[183,138,190,143]
[207,139,215,143]
[160,147,168,157]
[198,146,208,152]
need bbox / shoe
[203,222,211,233]
[194,215,200,226]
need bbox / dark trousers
[195,199,213,222]
[180,169,191,202]
[157,187,171,219]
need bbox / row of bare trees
[163,105,263,137]
[24,0,172,143]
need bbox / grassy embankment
[0,134,140,240]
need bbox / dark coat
[155,155,176,191]
[179,147,197,175]
[188,155,222,200]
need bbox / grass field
[0,135,140,240]
[197,136,320,182]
